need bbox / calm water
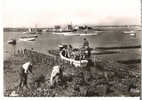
[4,31,141,60]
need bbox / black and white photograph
[2,0,141,98]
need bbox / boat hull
[59,51,88,68]
[23,32,36,34]
[19,37,36,41]
[8,39,16,45]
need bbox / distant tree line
[3,28,27,32]
[3,28,43,32]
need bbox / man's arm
[27,65,33,74]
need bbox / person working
[50,65,64,88]
[18,61,33,89]
[83,38,89,48]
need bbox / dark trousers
[19,67,28,88]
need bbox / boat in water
[23,31,36,34]
[23,28,36,34]
[19,37,36,41]
[19,34,38,41]
[59,51,88,67]
[8,39,16,45]
[59,44,90,68]
[52,32,98,36]
[123,30,135,34]
[123,30,136,36]
[23,27,42,34]
[29,35,38,38]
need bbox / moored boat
[19,37,36,41]
[23,31,36,34]
[23,28,40,34]
[123,30,135,34]
[33,35,38,37]
[8,39,16,45]
[59,50,88,68]
[58,44,91,68]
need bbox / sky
[2,0,141,27]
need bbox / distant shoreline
[3,25,141,32]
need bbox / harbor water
[4,31,141,60]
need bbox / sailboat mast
[28,28,32,32]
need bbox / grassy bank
[4,49,140,97]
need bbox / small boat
[130,33,135,36]
[33,35,38,37]
[59,51,88,67]
[23,28,37,34]
[8,39,16,45]
[27,35,38,38]
[123,31,135,34]
[53,32,98,36]
[59,48,88,68]
[19,37,36,41]
[123,31,136,37]
[79,33,98,36]
[23,31,36,34]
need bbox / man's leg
[23,74,29,89]
[17,74,24,92]
[50,76,56,88]
[19,78,22,88]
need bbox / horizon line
[3,24,142,28]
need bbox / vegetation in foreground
[4,49,140,97]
